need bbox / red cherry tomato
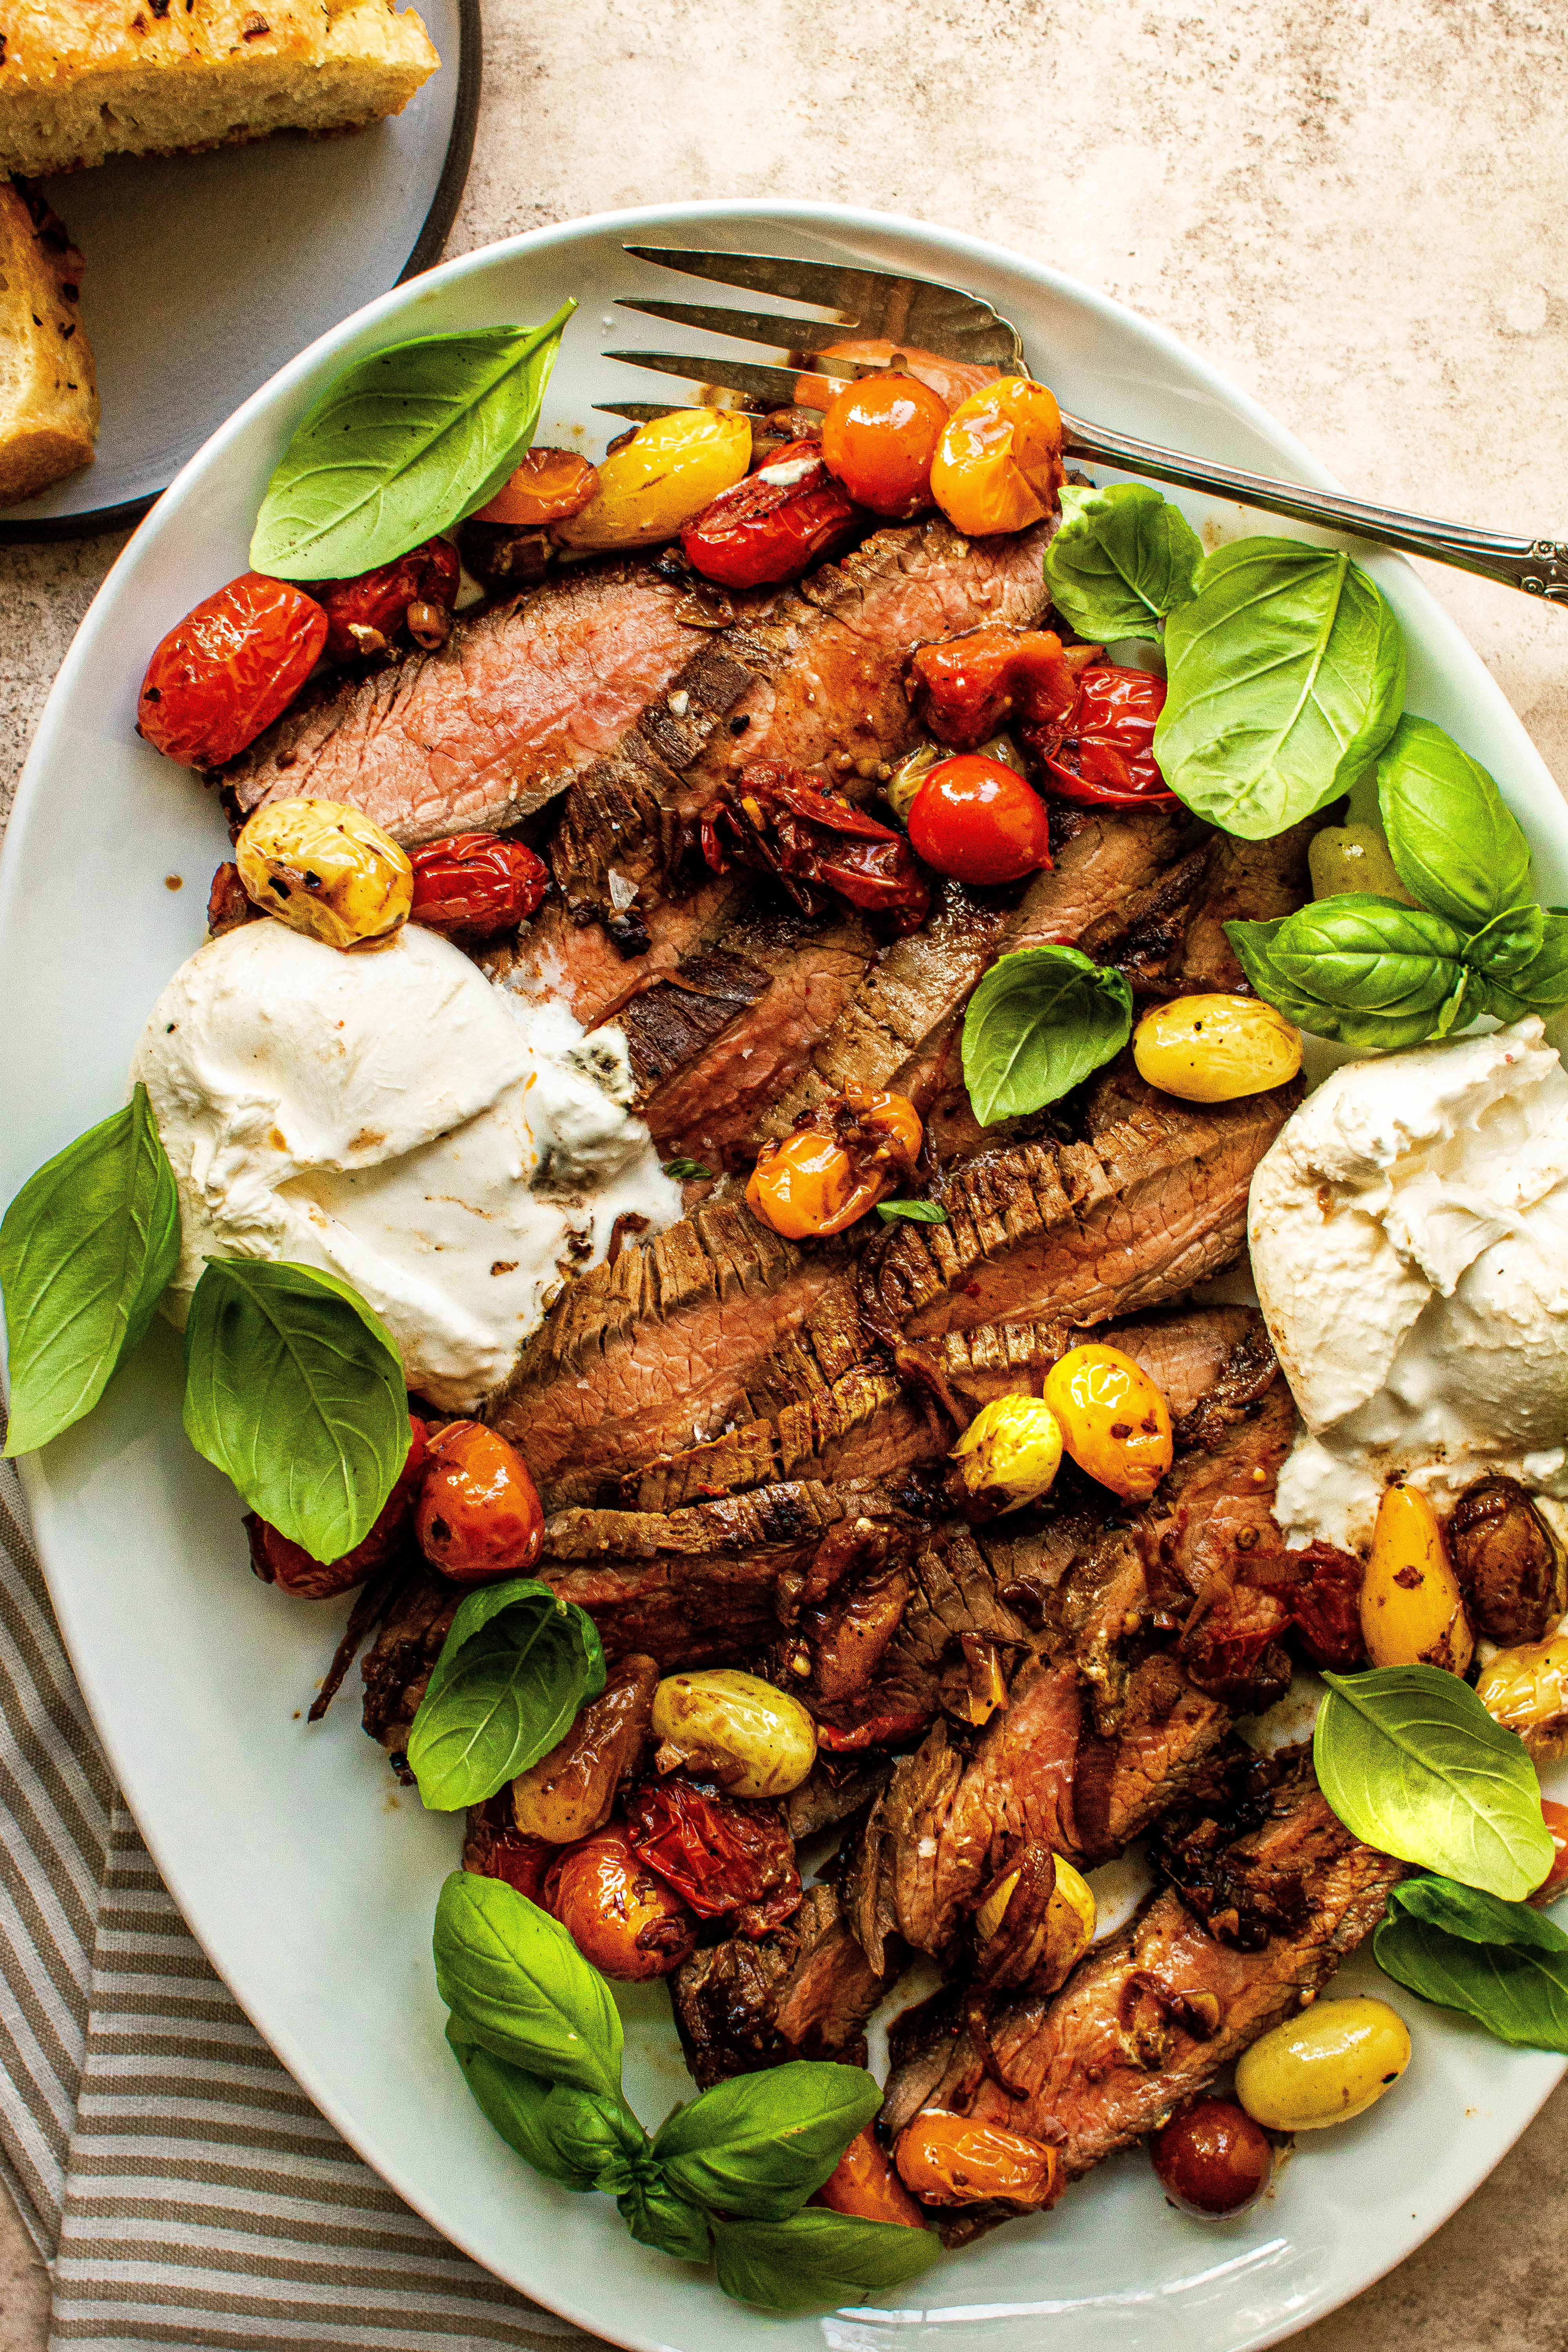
[680,440,858,589]
[416,1421,544,1584]
[820,375,949,518]
[248,1415,428,1597]
[312,537,461,661]
[906,754,1051,885]
[138,573,328,768]
[1025,664,1178,807]
[409,833,548,937]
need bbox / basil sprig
[181,1258,410,1562]
[250,305,575,580]
[407,1578,606,1811]
[1043,480,1203,641]
[1155,539,1406,839]
[1228,713,1568,1050]
[0,1084,179,1455]
[435,1873,940,2308]
[962,944,1134,1127]
[1372,1875,1568,2054]
[1314,1665,1554,1901]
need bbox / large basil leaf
[711,2211,942,2311]
[1043,481,1203,640]
[1374,1878,1568,2053]
[1155,540,1406,838]
[180,1258,408,1561]
[433,1870,623,2100]
[1314,1666,1555,1900]
[961,945,1133,1125]
[652,2063,882,2222]
[1472,909,1568,1019]
[1376,715,1533,932]
[1224,916,1441,1053]
[446,2024,602,2190]
[1382,1873,1568,1953]
[1,1085,180,1457]
[250,306,575,579]
[1227,900,1481,1051]
[407,1577,605,1811]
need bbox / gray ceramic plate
[0,0,478,539]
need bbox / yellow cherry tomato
[1475,1635,1568,1760]
[555,410,752,549]
[1043,1344,1174,1501]
[1132,993,1303,1103]
[1361,1481,1474,1674]
[951,1395,1064,1511]
[1235,1998,1411,2132]
[235,797,412,951]
[930,377,1065,537]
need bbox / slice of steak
[360,1569,461,1757]
[672,1876,889,2089]
[1002,801,1199,958]
[1177,818,1316,992]
[906,1757,1402,2222]
[859,1062,1298,1346]
[223,560,712,846]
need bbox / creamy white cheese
[1248,1016,1568,1551]
[131,920,680,1412]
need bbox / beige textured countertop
[1,0,1565,2343]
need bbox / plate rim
[4,194,1565,2350]
[0,0,483,548]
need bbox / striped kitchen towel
[0,1445,603,2352]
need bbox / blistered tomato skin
[813,2129,927,2229]
[929,377,1065,537]
[236,797,413,950]
[415,1421,545,1583]
[1235,1997,1411,2131]
[248,1415,428,1596]
[681,440,858,589]
[1475,1635,1568,1760]
[408,833,548,937]
[1043,1345,1174,1501]
[951,1396,1064,1512]
[313,537,460,661]
[546,1827,698,1980]
[1132,995,1304,1103]
[1026,664,1178,806]
[138,573,328,768]
[475,446,599,526]
[1151,2100,1272,2216]
[746,1091,923,1239]
[906,755,1051,884]
[895,2112,1063,2208]
[1361,1482,1474,1674]
[557,410,752,549]
[820,374,949,517]
[651,1668,817,1798]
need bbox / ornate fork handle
[1062,412,1568,601]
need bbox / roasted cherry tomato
[408,833,548,937]
[680,440,858,589]
[462,1794,555,1906]
[475,446,599,527]
[544,1825,698,1979]
[906,753,1050,885]
[895,2112,1063,2209]
[621,1780,801,1933]
[1151,2098,1272,2216]
[247,1416,427,1597]
[702,764,929,929]
[930,377,1065,537]
[1024,663,1178,806]
[1536,1799,1568,1904]
[746,1089,923,1240]
[813,2129,927,2229]
[794,338,1000,416]
[909,624,1082,750]
[820,374,949,518]
[138,572,328,768]
[312,537,460,661]
[415,1421,544,1584]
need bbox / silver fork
[603,246,1568,605]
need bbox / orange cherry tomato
[408,833,548,937]
[813,2127,927,2228]
[820,374,949,518]
[794,338,1000,417]
[475,446,600,526]
[895,2111,1063,2208]
[138,573,327,768]
[906,755,1051,885]
[416,1421,544,1583]
[930,378,1065,537]
[1537,1799,1568,1904]
[249,1416,428,1597]
[544,1825,698,1980]
[746,1091,922,1239]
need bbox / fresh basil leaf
[433,1870,623,2100]
[0,1084,180,1457]
[445,2023,602,2190]
[250,306,576,579]
[1043,481,1203,640]
[1465,903,1546,979]
[1376,714,1533,932]
[1225,913,1475,1052]
[652,2062,882,2222]
[962,945,1133,1125]
[536,2085,647,2193]
[876,1199,949,1225]
[180,1257,408,1560]
[1383,1873,1568,1954]
[407,1577,605,1811]
[1473,909,1568,1019]
[1155,540,1406,838]
[662,1159,713,1181]
[1374,1914,1568,2053]
[711,2211,941,2312]
[1314,1666,1555,1900]
[618,2179,713,2263]
[1226,898,1485,1051]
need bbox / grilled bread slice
[0,0,439,178]
[0,178,96,502]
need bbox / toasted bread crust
[0,178,97,502]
